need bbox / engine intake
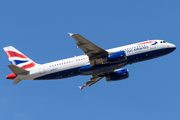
[106,69,129,81]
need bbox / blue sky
[0,0,179,120]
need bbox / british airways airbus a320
[4,33,176,90]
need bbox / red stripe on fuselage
[137,41,154,45]
[5,51,27,58]
[21,62,36,69]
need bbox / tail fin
[3,46,37,69]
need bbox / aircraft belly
[34,67,81,80]
[80,62,128,75]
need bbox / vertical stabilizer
[3,46,38,85]
[3,46,37,69]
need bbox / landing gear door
[39,65,45,74]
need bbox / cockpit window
[160,41,166,43]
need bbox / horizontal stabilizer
[8,64,29,75]
[13,78,22,85]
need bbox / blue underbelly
[34,67,81,80]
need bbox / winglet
[78,86,82,91]
[68,33,74,37]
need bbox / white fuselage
[16,40,176,81]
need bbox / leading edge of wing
[68,33,108,67]
[68,33,107,56]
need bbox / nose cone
[166,43,176,54]
[169,43,176,52]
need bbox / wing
[78,75,104,90]
[69,33,108,67]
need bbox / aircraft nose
[168,43,176,52]
[171,44,176,50]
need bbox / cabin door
[39,65,45,74]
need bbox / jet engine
[103,51,127,63]
[106,69,129,81]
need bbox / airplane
[4,33,176,90]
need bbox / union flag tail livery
[3,46,38,84]
[3,33,176,90]
[3,46,37,69]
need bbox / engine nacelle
[103,51,127,63]
[106,69,129,81]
